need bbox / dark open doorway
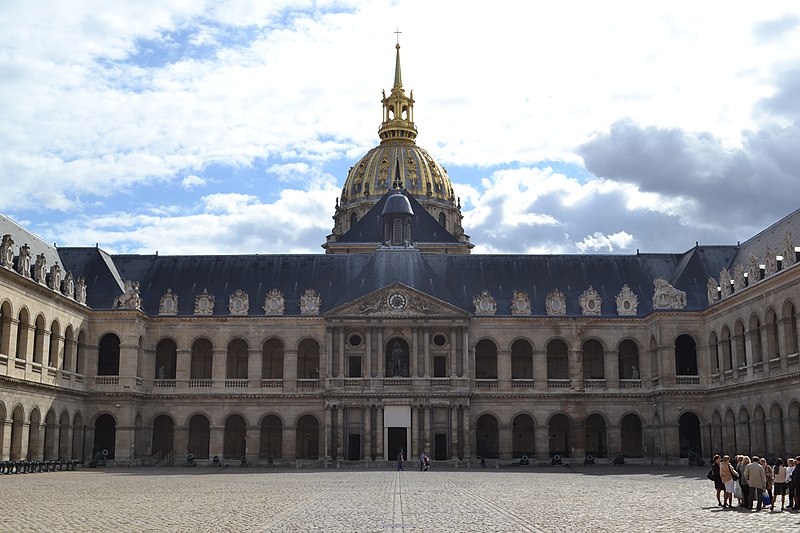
[387,427,407,461]
[434,433,447,460]
[348,433,361,460]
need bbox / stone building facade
[1,46,799,466]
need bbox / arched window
[392,219,403,245]
[262,339,284,379]
[511,339,533,379]
[0,301,12,355]
[582,339,604,379]
[674,334,697,375]
[32,314,45,364]
[349,212,358,230]
[155,339,177,379]
[546,339,569,380]
[15,309,29,360]
[226,339,248,379]
[438,212,446,230]
[475,339,498,379]
[297,338,320,379]
[617,340,640,379]
[47,320,60,367]
[783,301,798,355]
[97,333,121,376]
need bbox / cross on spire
[394,28,402,45]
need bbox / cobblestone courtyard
[2,465,800,532]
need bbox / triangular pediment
[326,282,468,317]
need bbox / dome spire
[379,35,417,144]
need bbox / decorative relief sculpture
[113,280,141,310]
[378,157,389,185]
[407,295,435,314]
[263,289,285,315]
[228,289,249,315]
[747,254,760,282]
[472,290,497,316]
[545,289,566,316]
[616,284,638,316]
[406,156,418,185]
[1,234,13,269]
[781,231,795,267]
[17,243,31,278]
[719,267,732,298]
[48,263,61,291]
[733,264,746,291]
[194,289,214,315]
[510,290,531,315]
[62,272,75,299]
[33,254,47,284]
[158,288,178,315]
[652,277,686,310]
[764,246,776,276]
[579,286,602,315]
[300,289,321,315]
[75,276,87,305]
[707,277,719,305]
[358,294,387,315]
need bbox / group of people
[709,454,800,512]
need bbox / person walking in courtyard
[772,458,788,511]
[396,450,404,471]
[720,455,738,509]
[744,455,766,511]
[791,456,800,510]
[710,455,724,507]
[787,458,796,509]
[761,457,773,507]
[736,455,749,508]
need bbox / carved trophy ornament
[719,267,732,298]
[473,290,497,316]
[62,271,75,299]
[194,289,215,315]
[546,289,566,316]
[616,284,639,316]
[33,253,47,284]
[747,254,760,283]
[263,289,285,316]
[228,289,249,315]
[1,234,13,269]
[579,286,602,315]
[510,290,531,315]
[300,289,321,315]
[781,231,795,267]
[75,277,87,305]
[733,264,746,291]
[764,246,776,276]
[158,288,178,315]
[17,243,31,278]
[113,280,141,310]
[707,277,719,305]
[48,263,61,291]
[651,278,686,310]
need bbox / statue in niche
[631,365,639,380]
[386,340,409,377]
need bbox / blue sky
[2,1,800,255]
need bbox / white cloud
[181,174,206,188]
[576,231,635,253]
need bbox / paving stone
[1,465,798,532]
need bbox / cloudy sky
[2,1,799,255]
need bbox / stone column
[533,350,547,390]
[324,405,332,461]
[449,327,457,377]
[462,405,471,460]
[662,423,680,458]
[499,422,513,460]
[604,350,619,389]
[114,422,132,463]
[248,348,262,388]
[174,426,189,458]
[376,405,384,461]
[212,348,227,387]
[175,349,190,388]
[497,349,511,390]
[463,328,471,379]
[535,422,549,460]
[450,405,459,460]
[365,329,372,378]
[569,349,583,389]
[423,405,431,455]
[337,327,346,378]
[283,349,297,391]
[5,317,19,361]
[658,344,676,387]
[364,405,372,460]
[209,425,224,460]
[376,328,384,378]
[283,425,296,461]
[423,328,430,377]
[245,426,260,462]
[571,422,585,459]
[606,424,621,458]
[411,328,418,377]
[411,405,419,459]
[324,327,334,378]
[1,420,12,460]
[336,406,345,460]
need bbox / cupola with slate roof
[325,41,471,252]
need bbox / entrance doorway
[387,427,407,461]
[434,433,447,460]
[348,434,361,460]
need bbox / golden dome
[340,43,455,205]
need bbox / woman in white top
[773,458,788,511]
